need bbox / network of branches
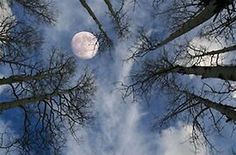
[79,0,129,52]
[0,1,96,154]
[125,0,236,152]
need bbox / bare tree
[0,16,43,59]
[185,43,236,58]
[200,13,236,41]
[79,0,113,49]
[125,45,236,149]
[0,0,54,67]
[174,42,236,66]
[0,49,96,154]
[4,0,57,24]
[0,1,96,154]
[104,0,129,38]
[131,0,235,58]
[124,3,236,147]
[160,83,236,150]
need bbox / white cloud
[0,75,7,94]
[43,1,211,155]
[189,37,225,66]
[65,40,157,155]
[0,85,6,95]
[0,119,18,154]
[0,0,13,58]
[0,0,12,21]
[65,40,208,155]
[157,123,207,155]
[177,37,225,67]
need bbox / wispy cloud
[157,123,207,155]
[0,119,18,154]
[0,0,12,92]
[64,39,207,155]
[44,1,207,155]
[0,0,12,20]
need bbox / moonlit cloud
[0,0,12,21]
[176,37,226,68]
[0,3,15,153]
[0,75,6,94]
[65,41,151,155]
[0,0,12,58]
[64,39,208,155]
[188,37,225,66]
[0,119,18,154]
[46,1,208,155]
[1,0,233,154]
[157,123,207,155]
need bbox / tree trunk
[173,65,236,81]
[0,58,37,70]
[0,88,71,111]
[0,93,52,111]
[104,0,117,19]
[154,1,217,49]
[195,95,236,122]
[0,73,50,85]
[79,0,111,42]
[193,44,236,58]
[103,0,122,32]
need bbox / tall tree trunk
[173,65,236,81]
[194,94,236,122]
[0,88,71,111]
[0,69,58,85]
[103,0,117,22]
[153,1,217,49]
[103,0,123,36]
[0,58,37,70]
[193,44,236,58]
[79,0,112,43]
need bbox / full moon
[71,31,99,59]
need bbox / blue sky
[1,0,236,154]
[44,1,206,154]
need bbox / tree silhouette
[79,0,113,50]
[126,51,236,150]
[131,0,235,58]
[0,49,96,154]
[4,0,57,24]
[104,0,129,38]
[0,16,43,59]
[0,1,96,154]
